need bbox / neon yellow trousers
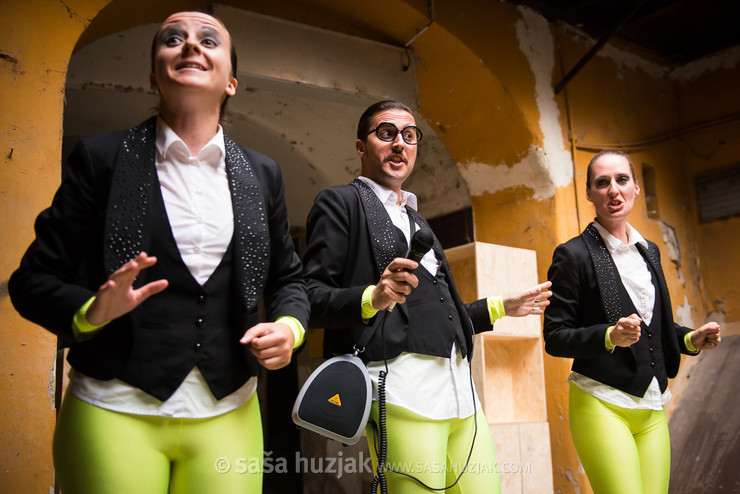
[569,382,670,494]
[366,402,501,493]
[53,391,263,494]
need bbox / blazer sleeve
[465,298,494,334]
[542,241,614,358]
[649,245,697,355]
[8,138,109,344]
[676,322,698,355]
[303,187,368,329]
[250,151,310,330]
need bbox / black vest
[357,226,469,362]
[67,186,259,401]
[615,256,668,394]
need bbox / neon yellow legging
[53,391,263,494]
[569,382,671,494]
[365,402,501,494]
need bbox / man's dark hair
[357,100,413,140]
[150,12,238,119]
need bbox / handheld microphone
[387,228,435,312]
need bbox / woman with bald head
[9,11,308,493]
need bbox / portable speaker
[292,354,371,445]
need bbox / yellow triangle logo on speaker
[328,393,342,406]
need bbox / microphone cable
[369,309,478,492]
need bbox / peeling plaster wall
[460,145,555,199]
[671,45,740,83]
[514,8,572,191]
[674,53,740,338]
[455,8,574,201]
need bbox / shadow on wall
[668,335,740,493]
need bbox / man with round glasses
[368,121,423,145]
[302,100,551,493]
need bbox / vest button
[440,297,445,303]
[196,317,205,327]
[649,346,654,352]
[651,361,655,367]
[198,294,206,304]
[648,332,653,338]
[432,280,438,285]
[448,314,453,321]
[194,342,202,351]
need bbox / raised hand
[85,252,169,326]
[503,281,552,317]
[690,322,721,351]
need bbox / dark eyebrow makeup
[198,26,223,43]
[157,24,224,45]
[158,25,185,43]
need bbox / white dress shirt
[69,119,256,418]
[358,176,480,420]
[568,221,671,410]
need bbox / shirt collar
[155,116,225,167]
[592,220,648,253]
[357,176,418,210]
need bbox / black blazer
[9,118,309,377]
[302,179,491,360]
[543,223,696,396]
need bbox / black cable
[371,309,478,492]
[370,310,390,493]
[374,369,389,494]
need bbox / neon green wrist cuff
[361,285,379,320]
[487,296,505,324]
[276,316,306,349]
[684,331,698,352]
[73,297,109,336]
[605,326,616,351]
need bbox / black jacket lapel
[224,136,269,311]
[351,178,405,275]
[103,117,157,283]
[581,223,634,326]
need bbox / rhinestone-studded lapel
[224,136,269,311]
[351,178,405,275]
[103,117,157,284]
[102,118,269,309]
[581,223,632,325]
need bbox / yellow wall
[1,2,105,491]
[1,1,737,493]
[676,65,740,336]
